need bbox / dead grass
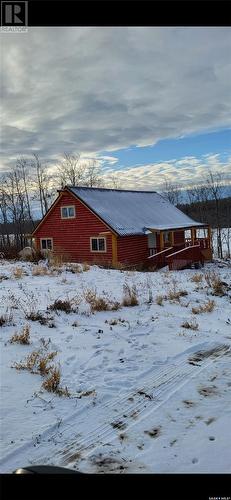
[0,310,13,327]
[84,288,121,312]
[10,324,31,345]
[192,300,215,315]
[32,265,49,276]
[82,262,90,272]
[67,264,83,274]
[167,288,188,302]
[41,367,70,396]
[156,294,164,306]
[191,274,203,283]
[13,349,57,373]
[38,352,58,375]
[181,319,199,330]
[12,267,24,279]
[48,299,72,313]
[122,283,139,307]
[204,271,226,296]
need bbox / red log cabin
[32,187,212,270]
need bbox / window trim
[60,205,76,219]
[40,238,53,251]
[90,237,107,253]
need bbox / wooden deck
[148,236,211,271]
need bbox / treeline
[0,153,119,253]
[178,197,231,228]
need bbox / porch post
[112,234,118,266]
[207,226,211,249]
[191,227,195,245]
[170,231,174,247]
[159,231,164,251]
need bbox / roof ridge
[67,186,157,194]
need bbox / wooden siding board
[117,235,148,264]
[34,192,112,262]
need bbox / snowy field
[0,258,231,474]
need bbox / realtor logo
[1,2,28,27]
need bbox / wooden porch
[147,226,212,270]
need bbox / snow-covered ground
[0,259,231,474]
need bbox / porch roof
[145,222,207,232]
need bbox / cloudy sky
[1,27,231,190]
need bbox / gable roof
[67,187,205,236]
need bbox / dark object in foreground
[13,465,84,474]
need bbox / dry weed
[10,324,31,345]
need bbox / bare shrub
[38,352,57,376]
[12,267,24,279]
[10,324,31,344]
[41,366,70,396]
[156,295,164,306]
[13,350,40,371]
[48,299,72,313]
[181,319,199,331]
[67,264,83,274]
[191,274,203,283]
[204,271,227,296]
[26,311,51,325]
[82,262,90,272]
[167,288,188,302]
[0,310,13,327]
[84,288,121,312]
[32,265,49,276]
[192,300,215,314]
[122,283,139,307]
[13,348,57,373]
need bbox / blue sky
[101,129,231,171]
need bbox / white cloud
[102,154,231,190]
[1,27,231,173]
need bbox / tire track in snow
[53,342,229,466]
[0,342,229,472]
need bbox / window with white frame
[40,238,53,250]
[61,206,76,219]
[90,237,106,252]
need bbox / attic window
[90,237,106,253]
[61,206,75,219]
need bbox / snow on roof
[68,187,205,236]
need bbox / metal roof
[68,187,205,236]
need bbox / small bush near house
[122,283,139,307]
[191,274,203,283]
[82,262,90,272]
[67,264,83,274]
[181,319,199,331]
[192,300,215,314]
[10,324,31,344]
